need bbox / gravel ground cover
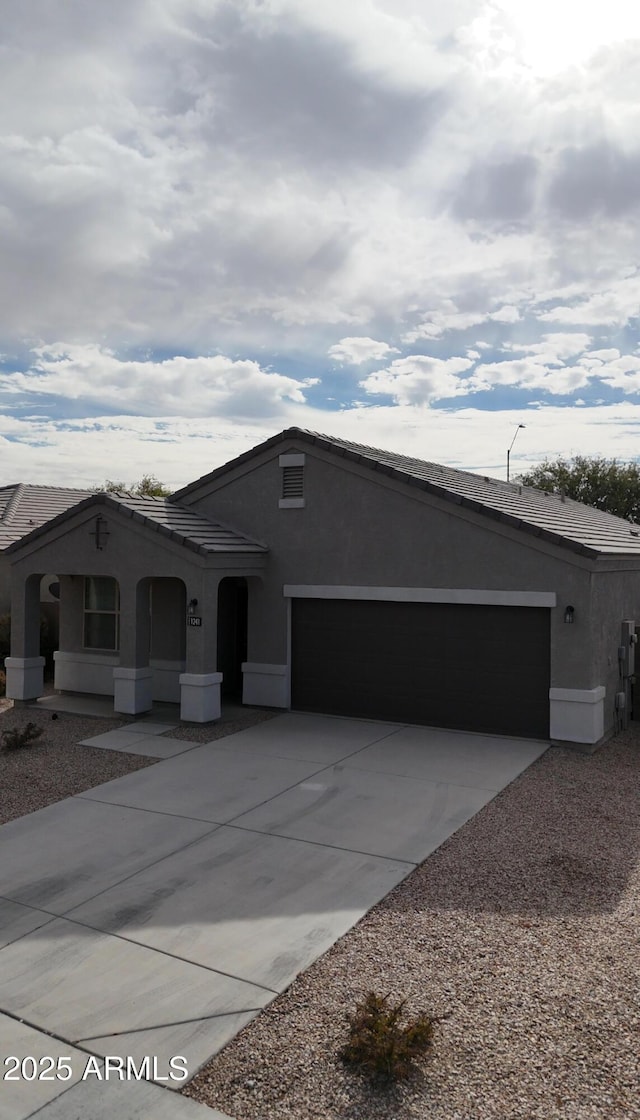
[184,729,640,1120]
[0,700,277,824]
[2,698,638,1118]
[165,707,277,744]
[0,703,155,825]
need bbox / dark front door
[217,578,248,698]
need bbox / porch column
[180,576,222,722]
[113,578,153,715]
[5,571,45,700]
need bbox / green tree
[100,475,172,497]
[517,455,640,522]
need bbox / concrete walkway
[0,713,547,1119]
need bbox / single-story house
[4,428,639,748]
[0,484,93,633]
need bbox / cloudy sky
[2,0,640,488]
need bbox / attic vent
[279,452,306,509]
[282,465,304,498]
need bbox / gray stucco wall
[0,554,10,616]
[586,565,640,728]
[181,442,606,694]
[9,442,640,740]
[8,504,264,676]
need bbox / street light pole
[507,424,525,482]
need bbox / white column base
[113,667,153,715]
[549,686,605,744]
[4,656,45,700]
[180,672,222,723]
[241,662,287,707]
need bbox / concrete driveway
[0,713,547,1119]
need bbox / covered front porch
[4,493,269,723]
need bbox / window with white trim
[84,577,120,650]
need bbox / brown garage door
[291,598,550,738]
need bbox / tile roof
[0,484,92,550]
[304,431,640,557]
[5,491,267,556]
[101,494,267,554]
[174,427,640,558]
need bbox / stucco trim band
[113,667,153,716]
[549,686,606,704]
[242,662,288,708]
[549,685,606,744]
[4,656,45,700]
[179,671,223,723]
[54,650,119,696]
[283,585,557,608]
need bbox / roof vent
[282,465,304,499]
[279,452,305,508]
[630,528,639,536]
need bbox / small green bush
[340,992,435,1083]
[1,722,44,752]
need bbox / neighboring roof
[6,491,267,557]
[174,427,640,558]
[0,484,92,551]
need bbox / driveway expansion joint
[0,711,548,1120]
[48,912,282,994]
[76,1007,272,1043]
[0,1006,105,1060]
[221,822,419,865]
[57,822,224,917]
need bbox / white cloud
[595,355,640,393]
[0,0,637,360]
[0,345,318,419]
[505,332,592,364]
[578,348,620,367]
[471,358,591,395]
[403,305,486,343]
[5,402,640,490]
[536,277,640,328]
[492,0,640,76]
[361,355,473,404]
[328,337,399,364]
[490,304,521,323]
[2,1,640,477]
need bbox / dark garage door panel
[291,598,550,739]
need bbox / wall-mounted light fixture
[188,598,199,616]
[564,605,575,624]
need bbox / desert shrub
[1,722,44,752]
[340,992,435,1083]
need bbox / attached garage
[10,426,639,749]
[291,596,551,739]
